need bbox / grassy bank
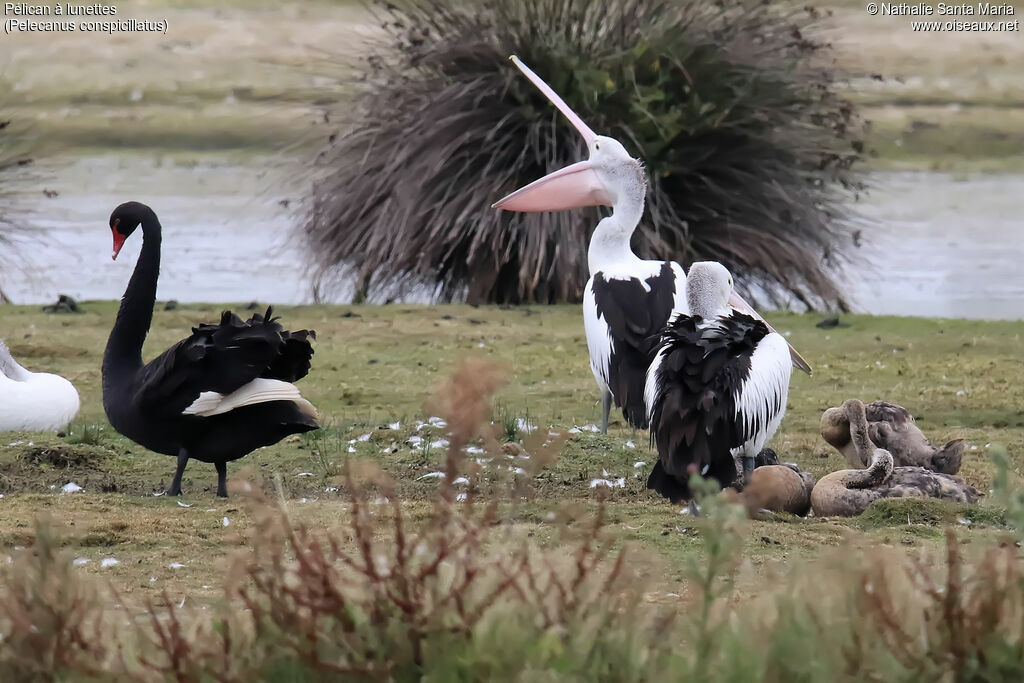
[4,0,1023,170]
[0,302,1020,607]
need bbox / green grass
[864,104,1024,172]
[0,301,1020,604]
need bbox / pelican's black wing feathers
[592,262,679,429]
[646,312,770,500]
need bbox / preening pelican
[644,262,792,503]
[492,56,811,434]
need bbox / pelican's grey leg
[600,389,612,434]
[741,456,756,485]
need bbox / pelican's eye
[595,142,600,151]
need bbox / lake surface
[2,156,1022,321]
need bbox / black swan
[101,201,319,497]
[720,448,816,517]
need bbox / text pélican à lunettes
[4,3,115,15]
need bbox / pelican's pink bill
[509,55,597,144]
[727,291,813,375]
[491,160,612,212]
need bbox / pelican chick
[811,399,980,517]
[725,464,816,518]
[821,399,966,474]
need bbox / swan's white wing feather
[182,378,317,419]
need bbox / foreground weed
[136,358,667,679]
[5,368,1024,681]
[0,520,109,680]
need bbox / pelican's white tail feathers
[183,378,318,419]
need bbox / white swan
[0,339,80,431]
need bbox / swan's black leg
[600,390,612,434]
[215,461,228,498]
[167,448,189,496]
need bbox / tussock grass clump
[0,520,111,680]
[303,0,867,307]
[62,423,106,447]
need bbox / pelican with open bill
[492,56,811,433]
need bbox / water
[1,155,308,306]
[2,157,1022,320]
[852,172,1024,320]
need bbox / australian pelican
[644,261,792,504]
[492,57,810,434]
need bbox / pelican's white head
[686,261,734,319]
[685,261,814,375]
[491,56,645,213]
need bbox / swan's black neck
[103,207,162,378]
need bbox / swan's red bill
[111,227,127,261]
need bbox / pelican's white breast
[731,331,792,457]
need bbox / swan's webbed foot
[215,461,228,498]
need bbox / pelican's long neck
[587,186,645,274]
[103,209,162,377]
